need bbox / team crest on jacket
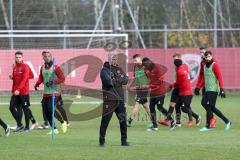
[182,54,201,83]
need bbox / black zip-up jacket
[100,62,128,101]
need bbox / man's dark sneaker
[121,141,130,146]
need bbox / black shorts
[10,95,30,108]
[179,95,193,107]
[170,88,180,103]
[135,89,148,105]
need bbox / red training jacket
[11,61,33,95]
[37,64,65,97]
[144,64,166,96]
[174,64,192,96]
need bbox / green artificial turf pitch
[0,95,239,160]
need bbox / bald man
[99,53,129,147]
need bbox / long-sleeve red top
[174,64,192,96]
[37,64,65,97]
[203,62,224,89]
[144,64,167,96]
[11,61,32,95]
[196,58,218,89]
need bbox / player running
[9,51,37,133]
[127,54,151,127]
[159,54,201,128]
[0,118,10,136]
[172,54,201,127]
[34,51,68,135]
[199,51,232,131]
[142,57,175,131]
[194,47,217,128]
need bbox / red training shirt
[174,64,192,96]
[36,64,65,97]
[144,64,167,96]
[11,61,33,95]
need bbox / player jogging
[9,51,37,133]
[142,57,175,131]
[127,54,151,127]
[200,51,232,131]
[34,51,68,135]
[194,47,218,128]
[172,54,201,127]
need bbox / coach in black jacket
[99,54,129,147]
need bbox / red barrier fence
[129,48,240,89]
[0,48,239,91]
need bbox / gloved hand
[219,88,226,98]
[34,83,40,91]
[194,88,200,95]
[46,81,54,88]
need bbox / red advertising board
[0,48,239,91]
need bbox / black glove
[46,81,54,88]
[219,89,226,98]
[34,83,40,91]
[194,88,200,95]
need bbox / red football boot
[185,121,193,126]
[209,116,217,128]
[158,119,169,126]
